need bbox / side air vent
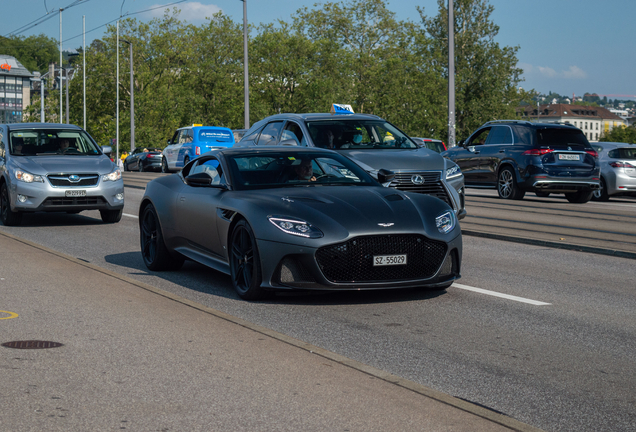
[219,209,236,220]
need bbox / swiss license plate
[65,190,86,197]
[558,154,580,161]
[373,254,407,266]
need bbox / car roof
[257,113,384,122]
[595,141,635,148]
[480,120,579,130]
[5,122,84,131]
[178,125,233,131]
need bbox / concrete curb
[462,229,636,260]
[0,229,544,432]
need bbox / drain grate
[1,341,64,349]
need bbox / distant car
[233,129,248,143]
[442,120,600,203]
[235,113,465,220]
[162,125,234,173]
[139,147,462,300]
[0,122,124,226]
[412,137,447,153]
[124,147,163,172]
[590,142,636,201]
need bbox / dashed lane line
[452,283,552,305]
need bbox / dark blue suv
[442,120,600,203]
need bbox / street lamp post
[40,78,45,122]
[59,8,64,123]
[448,0,456,147]
[121,39,135,153]
[116,20,120,163]
[240,0,249,129]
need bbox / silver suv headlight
[14,169,44,183]
[102,168,122,182]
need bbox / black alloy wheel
[592,178,610,201]
[498,167,525,200]
[0,183,22,226]
[230,220,266,300]
[140,204,184,271]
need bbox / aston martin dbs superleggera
[139,147,462,300]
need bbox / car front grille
[389,171,451,206]
[48,174,99,187]
[42,196,107,207]
[315,234,447,283]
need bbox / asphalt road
[1,175,635,431]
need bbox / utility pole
[121,39,135,152]
[83,15,86,130]
[116,20,120,162]
[59,8,63,123]
[241,0,250,129]
[448,0,456,147]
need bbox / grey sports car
[139,147,462,300]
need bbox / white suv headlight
[14,169,44,183]
[102,168,122,182]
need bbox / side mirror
[102,145,112,156]
[167,139,172,145]
[377,168,395,184]
[185,172,212,186]
[458,140,466,147]
[278,139,298,146]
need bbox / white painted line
[452,283,551,305]
[123,213,139,219]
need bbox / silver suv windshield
[10,129,102,156]
[306,119,417,150]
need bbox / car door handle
[499,149,505,153]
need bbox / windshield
[307,119,418,150]
[227,152,377,190]
[9,129,102,156]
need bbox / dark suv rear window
[537,128,590,148]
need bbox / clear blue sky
[2,0,635,100]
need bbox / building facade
[0,55,33,124]
[516,104,627,142]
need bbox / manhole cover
[1,341,64,349]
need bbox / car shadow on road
[104,251,449,305]
[12,212,105,227]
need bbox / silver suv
[0,123,124,226]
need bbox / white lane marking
[452,283,551,305]
[124,213,139,219]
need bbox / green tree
[419,0,524,141]
[0,34,59,73]
[600,125,636,144]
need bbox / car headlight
[446,164,462,180]
[102,168,122,182]
[14,169,44,183]
[436,211,456,234]
[268,216,323,238]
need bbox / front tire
[565,190,593,204]
[0,183,22,226]
[138,161,144,172]
[498,167,525,200]
[140,204,184,271]
[592,178,610,201]
[161,158,170,173]
[100,209,122,223]
[230,220,266,300]
[182,156,190,170]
